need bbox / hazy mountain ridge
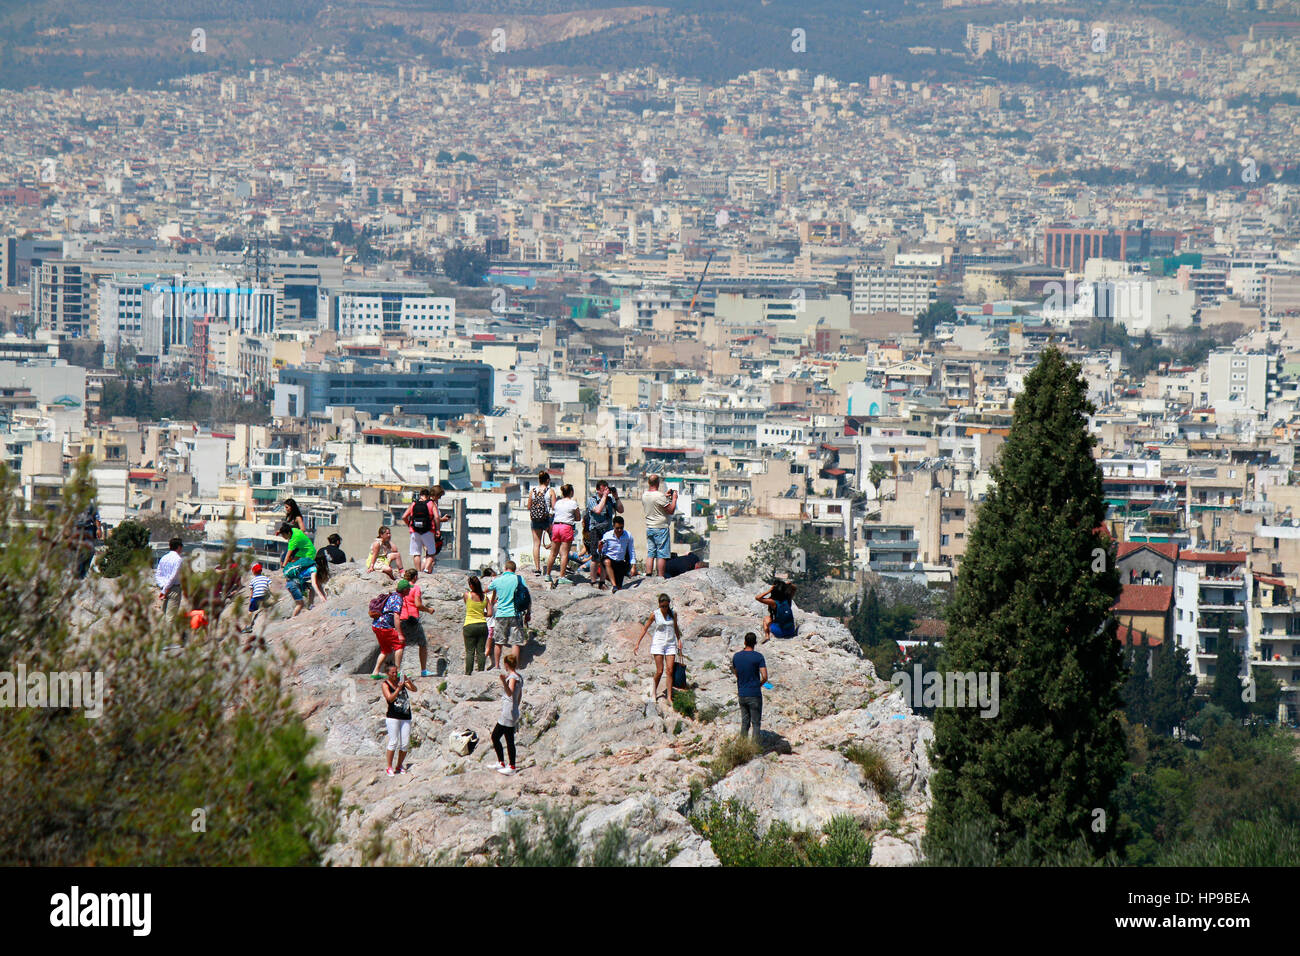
[0,0,1261,92]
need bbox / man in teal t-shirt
[486,560,528,668]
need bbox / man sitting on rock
[598,516,638,593]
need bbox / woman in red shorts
[544,484,582,589]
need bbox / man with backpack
[403,488,441,573]
[369,582,406,677]
[486,560,531,669]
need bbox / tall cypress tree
[1211,619,1247,719]
[1148,639,1196,735]
[1122,631,1151,727]
[925,348,1126,862]
[850,585,881,646]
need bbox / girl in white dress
[634,593,683,705]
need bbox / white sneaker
[497,765,516,776]
[385,767,395,776]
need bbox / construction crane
[688,250,714,314]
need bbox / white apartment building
[849,267,938,316]
[1041,271,1194,334]
[323,427,470,488]
[1207,350,1274,411]
[458,488,513,570]
[757,419,809,447]
[1263,269,1300,316]
[249,446,299,499]
[89,463,128,527]
[714,292,853,332]
[661,402,767,454]
[1173,551,1250,687]
[98,274,276,361]
[1249,570,1300,723]
[330,280,455,337]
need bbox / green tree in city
[869,462,888,495]
[1121,632,1152,727]
[739,528,850,615]
[442,245,489,286]
[915,299,957,338]
[96,519,152,578]
[1211,620,1248,720]
[1248,667,1283,722]
[925,348,1127,864]
[0,458,340,864]
[849,584,881,645]
[1147,639,1196,736]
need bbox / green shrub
[496,805,581,866]
[920,816,1111,867]
[97,519,152,578]
[690,799,872,867]
[709,734,761,778]
[817,815,875,866]
[0,459,340,865]
[698,703,724,724]
[547,608,563,629]
[1161,813,1300,867]
[844,744,901,807]
[494,804,669,866]
[671,688,696,718]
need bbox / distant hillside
[0,0,1274,91]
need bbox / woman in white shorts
[381,664,416,776]
[634,593,683,705]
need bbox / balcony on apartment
[1196,636,1245,659]
[1251,643,1300,666]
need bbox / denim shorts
[646,527,670,559]
[285,577,304,601]
[769,620,797,639]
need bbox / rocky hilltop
[264,565,931,866]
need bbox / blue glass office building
[276,361,493,421]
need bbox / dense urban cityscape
[2,0,1298,893]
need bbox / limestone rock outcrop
[261,564,930,865]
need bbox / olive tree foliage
[0,458,340,864]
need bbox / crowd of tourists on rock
[138,475,796,776]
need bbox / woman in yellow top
[367,525,404,581]
[463,575,489,674]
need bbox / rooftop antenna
[242,222,269,285]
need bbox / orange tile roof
[1117,541,1180,561]
[1180,551,1246,564]
[1113,585,1173,614]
